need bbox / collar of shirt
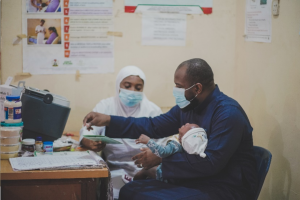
[194,84,221,113]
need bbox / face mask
[173,84,198,109]
[119,88,143,107]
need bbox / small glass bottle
[35,137,43,152]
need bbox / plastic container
[22,138,35,152]
[0,121,24,137]
[0,143,20,152]
[1,151,19,160]
[35,136,43,152]
[0,127,22,137]
[1,136,21,145]
[4,96,22,124]
[43,141,53,155]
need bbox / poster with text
[22,0,114,75]
[244,0,272,43]
[124,0,213,14]
[142,13,186,46]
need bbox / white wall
[234,1,300,199]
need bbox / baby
[133,123,208,182]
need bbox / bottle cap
[1,121,24,127]
[22,139,35,145]
[6,96,20,101]
[43,141,53,145]
[36,136,42,141]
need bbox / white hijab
[114,66,153,117]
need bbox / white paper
[22,0,114,75]
[12,37,22,45]
[124,0,213,14]
[244,0,272,43]
[9,154,100,171]
[142,13,186,46]
[4,76,13,86]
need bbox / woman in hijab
[45,27,59,44]
[80,66,167,199]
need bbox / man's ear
[195,83,203,94]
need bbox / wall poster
[22,0,114,74]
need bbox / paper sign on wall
[244,0,272,43]
[142,13,186,46]
[22,0,114,75]
[124,0,213,14]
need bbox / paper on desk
[35,150,92,157]
[83,135,122,144]
[9,153,101,171]
[34,151,105,164]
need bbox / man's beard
[180,98,199,113]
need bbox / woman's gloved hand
[80,137,106,152]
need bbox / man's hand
[132,148,162,170]
[83,112,111,131]
[135,134,150,145]
[80,137,106,152]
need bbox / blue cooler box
[21,87,71,141]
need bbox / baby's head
[179,123,199,142]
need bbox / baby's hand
[135,134,150,144]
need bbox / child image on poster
[26,0,61,13]
[27,18,61,45]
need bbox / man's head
[174,58,215,112]
[40,19,45,26]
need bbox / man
[35,19,46,44]
[83,58,258,200]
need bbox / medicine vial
[35,137,43,152]
[43,141,53,155]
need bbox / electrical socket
[272,0,279,16]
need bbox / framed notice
[124,0,213,14]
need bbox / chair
[253,146,272,200]
[120,147,272,200]
[52,36,61,44]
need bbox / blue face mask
[173,84,198,108]
[119,88,143,107]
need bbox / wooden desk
[1,132,109,200]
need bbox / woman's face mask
[119,88,143,107]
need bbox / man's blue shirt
[106,85,258,199]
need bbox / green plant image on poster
[260,0,267,5]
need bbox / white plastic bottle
[4,96,22,124]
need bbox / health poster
[22,0,114,75]
[244,0,272,43]
[124,0,213,14]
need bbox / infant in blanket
[133,123,208,182]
